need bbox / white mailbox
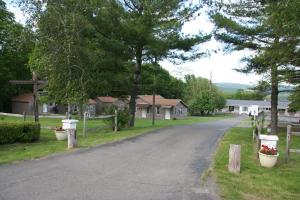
[259,134,279,149]
[62,119,79,130]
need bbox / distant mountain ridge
[215,82,251,93]
[215,82,292,101]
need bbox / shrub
[103,106,130,131]
[0,122,40,144]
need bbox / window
[242,107,248,112]
[147,107,150,113]
[229,106,234,112]
[73,105,78,112]
[156,107,160,114]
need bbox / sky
[5,1,261,85]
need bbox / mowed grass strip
[214,127,300,200]
[0,114,233,164]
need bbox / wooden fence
[286,124,300,162]
[252,111,265,142]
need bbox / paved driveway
[0,117,243,200]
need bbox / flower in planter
[54,126,65,131]
[260,145,278,155]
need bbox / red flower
[260,145,278,155]
[54,126,65,131]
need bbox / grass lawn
[214,127,300,200]
[0,114,233,164]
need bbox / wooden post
[32,72,39,122]
[257,122,262,135]
[286,124,291,162]
[9,73,47,123]
[261,111,265,133]
[23,111,26,121]
[114,109,118,132]
[228,144,241,173]
[83,112,87,137]
[68,129,77,149]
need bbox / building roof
[137,95,188,108]
[97,96,117,103]
[226,99,289,108]
[12,93,33,103]
[87,99,97,105]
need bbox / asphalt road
[0,117,243,200]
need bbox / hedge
[0,121,40,144]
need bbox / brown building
[11,93,96,116]
[11,93,57,115]
[135,95,188,120]
[95,96,128,115]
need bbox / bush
[0,122,40,144]
[103,106,130,131]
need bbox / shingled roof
[226,99,289,109]
[12,93,34,103]
[97,96,117,103]
[138,95,187,108]
[87,99,97,105]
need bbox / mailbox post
[62,119,79,149]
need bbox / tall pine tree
[120,0,210,126]
[210,0,297,134]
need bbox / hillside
[215,82,251,93]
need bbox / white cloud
[160,12,260,85]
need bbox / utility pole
[152,74,156,126]
[152,57,157,126]
[209,71,214,115]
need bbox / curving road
[0,116,243,200]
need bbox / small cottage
[11,93,56,115]
[84,99,97,117]
[12,93,97,116]
[95,96,128,115]
[135,95,188,120]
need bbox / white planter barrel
[62,119,79,149]
[259,134,279,149]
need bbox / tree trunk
[129,46,143,127]
[67,103,71,119]
[271,63,278,135]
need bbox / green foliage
[0,0,34,112]
[103,106,130,131]
[228,89,264,100]
[214,127,300,200]
[120,0,210,126]
[209,0,300,134]
[140,63,185,99]
[0,121,40,144]
[29,0,93,105]
[184,75,225,115]
[288,86,300,111]
[189,91,214,116]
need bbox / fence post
[286,124,292,162]
[23,111,26,121]
[83,112,87,138]
[228,144,241,173]
[114,109,118,132]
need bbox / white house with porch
[224,99,289,115]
